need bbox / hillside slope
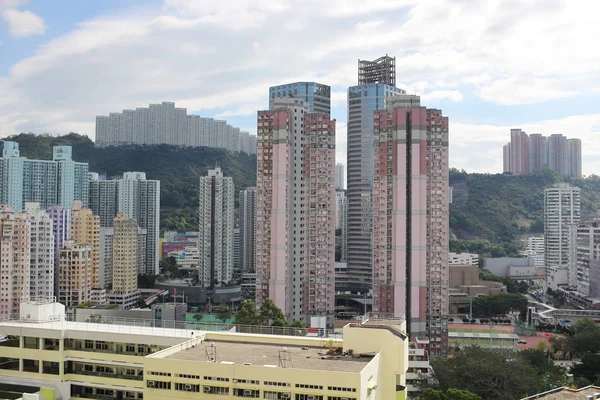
[450,168,600,245]
[3,133,257,232]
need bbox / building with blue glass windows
[269,82,331,115]
[344,56,405,294]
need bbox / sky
[1,0,600,174]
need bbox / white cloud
[2,8,45,37]
[421,90,463,103]
[1,0,600,175]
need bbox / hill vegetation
[450,168,600,257]
[6,133,600,252]
[3,133,257,232]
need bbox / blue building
[269,81,331,115]
[0,141,89,211]
[344,56,405,293]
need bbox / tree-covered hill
[2,133,257,232]
[450,168,600,254]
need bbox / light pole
[469,296,473,321]
[489,321,493,349]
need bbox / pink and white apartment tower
[372,95,449,356]
[255,98,336,325]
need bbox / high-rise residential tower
[0,206,30,316]
[89,173,118,227]
[118,172,159,275]
[0,142,89,212]
[567,138,582,178]
[90,172,159,275]
[502,131,581,177]
[71,201,101,288]
[335,163,345,190]
[576,221,600,297]
[336,190,348,263]
[371,95,450,355]
[198,167,235,287]
[269,82,331,115]
[24,203,54,300]
[509,129,530,175]
[544,183,581,290]
[95,102,256,154]
[47,205,70,297]
[529,134,548,172]
[58,241,92,307]
[108,213,140,309]
[239,187,256,271]
[255,98,336,324]
[345,55,405,293]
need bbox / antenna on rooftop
[278,347,293,368]
[205,342,217,363]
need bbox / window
[204,376,229,382]
[95,341,108,350]
[149,371,171,377]
[264,391,292,399]
[296,384,323,390]
[327,387,357,393]
[177,373,200,379]
[233,388,259,397]
[147,380,170,390]
[203,386,229,395]
[296,395,323,400]
[264,381,290,387]
[175,383,200,392]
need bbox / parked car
[517,339,527,344]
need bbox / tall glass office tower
[345,56,404,293]
[269,82,331,115]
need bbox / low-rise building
[449,252,478,266]
[483,256,544,284]
[449,265,507,315]
[0,299,410,400]
[167,246,200,268]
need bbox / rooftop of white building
[165,340,371,372]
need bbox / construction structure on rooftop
[358,55,396,85]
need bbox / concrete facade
[0,207,30,316]
[239,187,256,272]
[502,131,582,177]
[70,201,100,288]
[449,252,478,266]
[371,96,450,355]
[58,241,92,307]
[24,203,54,300]
[198,167,234,287]
[255,99,336,325]
[544,183,581,290]
[0,142,89,212]
[0,301,409,400]
[95,102,256,154]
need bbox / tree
[259,298,285,325]
[445,389,482,400]
[235,300,259,325]
[421,388,446,400]
[216,308,231,323]
[290,320,304,328]
[192,313,204,322]
[431,347,539,400]
[421,388,482,400]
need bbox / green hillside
[3,133,257,232]
[5,133,600,255]
[450,168,600,256]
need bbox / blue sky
[1,0,599,173]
